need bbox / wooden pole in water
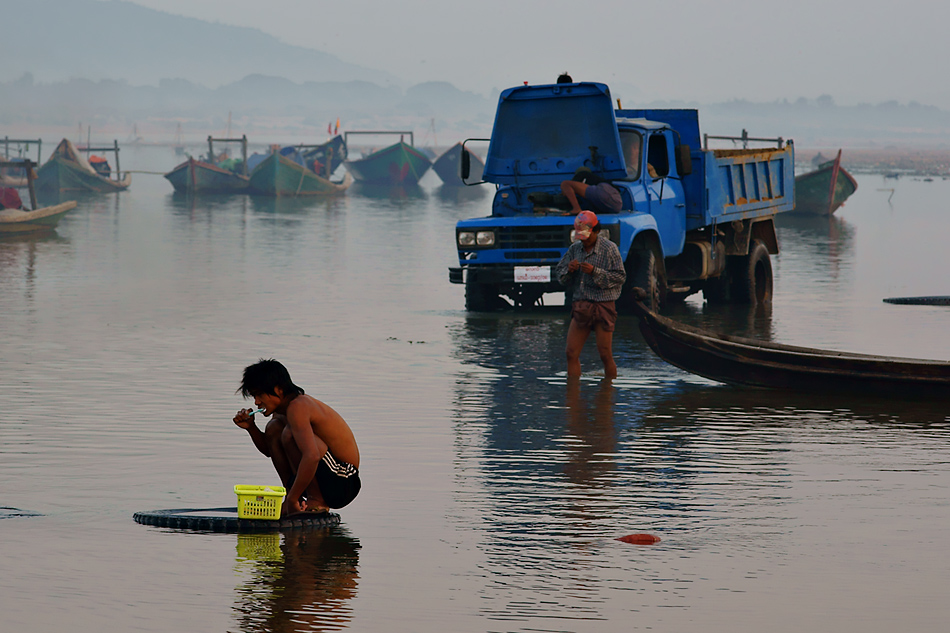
[113,140,121,181]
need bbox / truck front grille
[496,225,572,250]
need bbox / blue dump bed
[617,108,794,230]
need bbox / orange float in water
[617,533,661,545]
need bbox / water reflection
[349,182,427,202]
[563,377,617,488]
[233,527,360,633]
[433,183,488,204]
[775,213,856,289]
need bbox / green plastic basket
[234,485,286,520]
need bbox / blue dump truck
[449,81,795,312]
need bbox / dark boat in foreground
[432,142,484,185]
[793,149,858,215]
[629,289,950,399]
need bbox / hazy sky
[126,0,950,107]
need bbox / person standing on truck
[560,167,623,215]
[556,211,627,378]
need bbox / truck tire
[731,239,773,304]
[619,247,664,313]
[465,279,504,312]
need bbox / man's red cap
[574,210,599,228]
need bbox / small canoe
[345,141,431,185]
[432,142,484,185]
[629,288,950,400]
[36,139,130,192]
[0,201,77,233]
[793,150,857,215]
[164,157,250,193]
[249,151,351,196]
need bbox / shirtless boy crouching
[233,359,361,516]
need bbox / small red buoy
[617,533,661,545]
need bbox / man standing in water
[555,211,626,378]
[233,359,360,516]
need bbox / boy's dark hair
[556,72,573,84]
[239,359,305,398]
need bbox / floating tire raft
[133,507,340,532]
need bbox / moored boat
[793,150,858,215]
[344,131,431,185]
[432,142,484,185]
[0,159,77,233]
[629,288,950,399]
[164,135,250,193]
[249,151,351,196]
[36,139,130,192]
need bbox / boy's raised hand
[233,408,256,429]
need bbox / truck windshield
[619,130,643,180]
[491,98,621,167]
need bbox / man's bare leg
[280,425,330,512]
[566,319,591,377]
[594,326,617,378]
[560,180,589,214]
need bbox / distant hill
[0,0,398,87]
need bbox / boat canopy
[483,82,627,186]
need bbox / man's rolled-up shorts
[571,300,618,332]
[583,183,622,213]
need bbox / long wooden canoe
[793,150,858,215]
[629,289,950,399]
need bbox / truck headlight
[458,231,476,246]
[476,231,495,246]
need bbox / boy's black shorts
[316,451,361,508]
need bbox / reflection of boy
[560,168,622,214]
[233,359,361,516]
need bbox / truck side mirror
[676,145,693,176]
[460,149,471,180]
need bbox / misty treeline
[4,72,950,148]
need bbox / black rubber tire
[619,247,664,313]
[731,239,773,304]
[133,507,341,532]
[465,279,505,312]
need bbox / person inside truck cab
[621,132,658,180]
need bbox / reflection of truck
[449,82,795,312]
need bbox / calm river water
[1,146,949,633]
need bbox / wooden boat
[164,136,250,193]
[1,138,42,187]
[432,142,484,185]
[249,151,351,197]
[344,131,431,185]
[629,289,950,399]
[793,149,858,215]
[164,157,250,193]
[0,159,77,233]
[299,135,347,176]
[36,139,131,192]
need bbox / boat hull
[793,152,858,215]
[164,158,250,193]
[36,154,130,192]
[631,295,950,399]
[0,201,78,233]
[344,142,431,185]
[249,152,350,196]
[432,142,483,185]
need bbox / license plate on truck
[514,266,551,283]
